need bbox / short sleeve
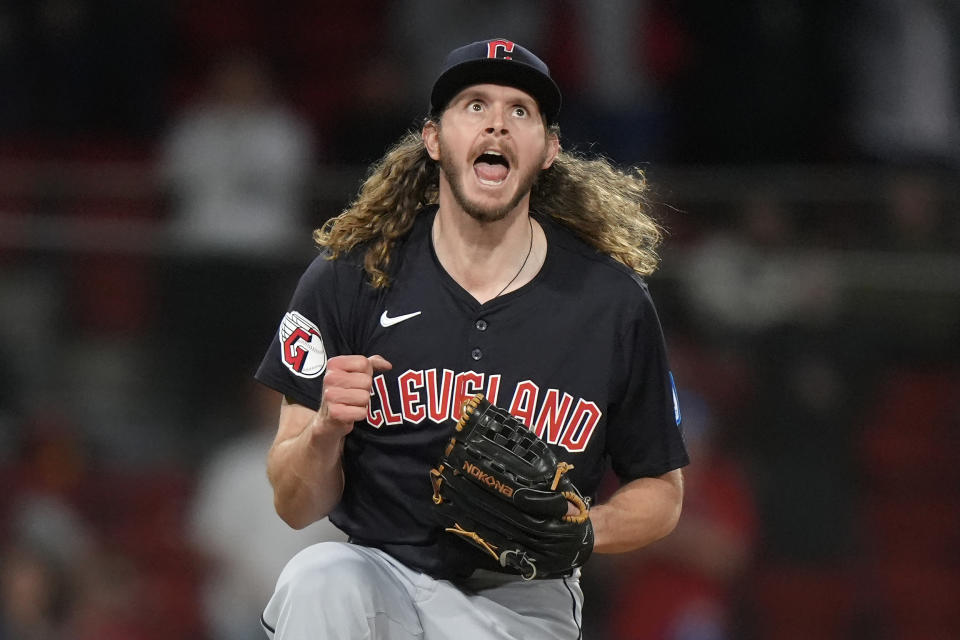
[254,254,359,410]
[605,282,689,481]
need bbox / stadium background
[0,2,957,639]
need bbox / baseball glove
[429,393,593,580]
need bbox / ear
[422,121,441,161]
[541,132,560,170]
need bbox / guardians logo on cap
[430,39,562,124]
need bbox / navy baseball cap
[430,38,562,124]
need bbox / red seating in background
[749,565,859,640]
[856,367,960,640]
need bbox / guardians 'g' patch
[279,311,326,378]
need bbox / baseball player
[255,38,689,640]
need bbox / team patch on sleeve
[279,311,327,378]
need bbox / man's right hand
[314,354,393,437]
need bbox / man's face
[424,84,559,223]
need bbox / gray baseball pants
[260,542,583,639]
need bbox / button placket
[470,318,489,361]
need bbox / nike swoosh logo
[380,310,422,327]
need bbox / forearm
[267,426,345,529]
[265,356,392,529]
[590,469,684,554]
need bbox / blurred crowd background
[0,1,958,639]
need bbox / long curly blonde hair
[314,126,662,288]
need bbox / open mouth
[473,151,511,185]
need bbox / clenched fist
[315,354,392,436]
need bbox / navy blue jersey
[256,206,689,578]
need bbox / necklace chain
[493,217,534,298]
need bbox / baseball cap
[430,38,562,124]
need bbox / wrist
[588,504,613,553]
[307,413,350,448]
[292,415,346,476]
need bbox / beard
[438,140,543,223]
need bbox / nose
[484,108,508,136]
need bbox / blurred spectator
[160,50,314,258]
[572,0,654,116]
[187,384,347,640]
[0,459,90,639]
[681,191,840,340]
[551,0,684,163]
[7,494,93,573]
[845,0,960,167]
[0,543,72,640]
[0,415,89,640]
[157,50,315,424]
[842,170,960,363]
[605,390,758,640]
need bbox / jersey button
[475,319,488,331]
[471,348,483,360]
